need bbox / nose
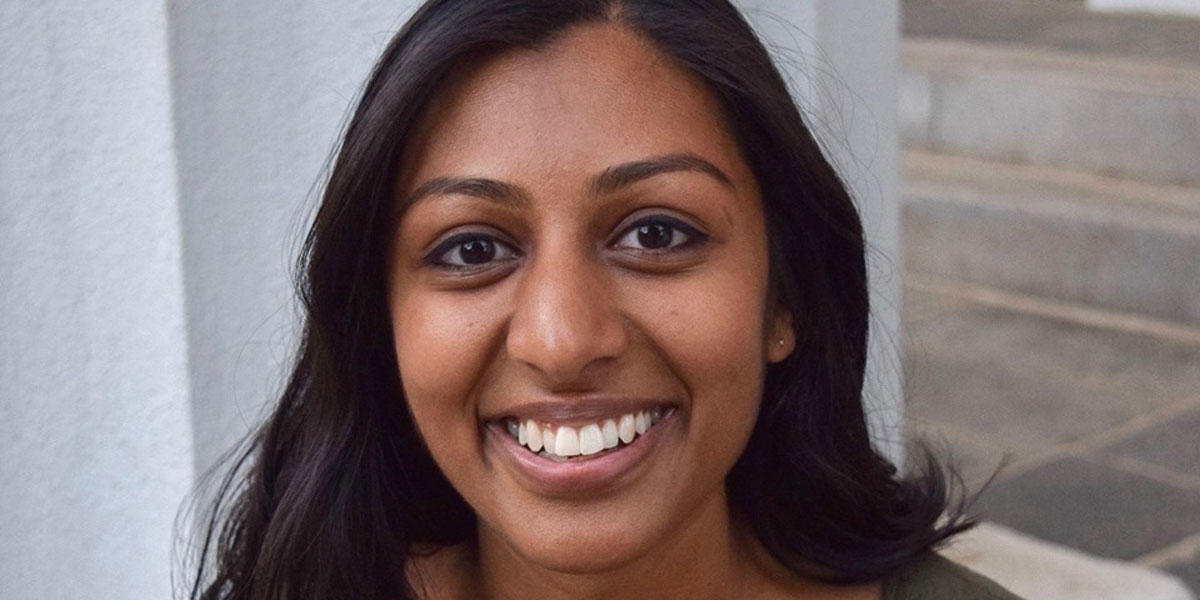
[505,243,628,388]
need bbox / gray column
[0,2,194,597]
[737,0,905,463]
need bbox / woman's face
[387,24,794,573]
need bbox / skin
[387,23,881,600]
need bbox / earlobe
[766,308,795,364]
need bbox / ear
[765,306,795,364]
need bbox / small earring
[777,339,785,345]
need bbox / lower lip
[485,410,677,497]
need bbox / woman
[189,1,1020,598]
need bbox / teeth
[506,407,671,459]
[554,426,580,457]
[579,424,604,455]
[601,419,619,449]
[618,414,636,444]
[526,420,542,452]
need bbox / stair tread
[902,150,1200,234]
[903,0,1200,70]
[899,35,1200,186]
[903,37,1200,98]
[900,151,1200,325]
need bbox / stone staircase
[895,0,1200,596]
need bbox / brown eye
[459,239,497,264]
[635,223,672,249]
[426,233,518,271]
[614,216,707,252]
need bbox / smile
[484,401,680,496]
[501,406,672,461]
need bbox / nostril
[504,261,628,383]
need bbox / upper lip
[481,396,677,424]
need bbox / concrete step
[944,522,1195,600]
[901,150,1200,325]
[901,281,1200,595]
[903,0,1200,69]
[899,38,1200,184]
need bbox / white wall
[0,2,193,598]
[1087,0,1200,17]
[0,1,899,597]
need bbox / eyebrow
[592,152,734,195]
[401,152,735,209]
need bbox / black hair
[187,1,973,598]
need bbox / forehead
[396,23,755,195]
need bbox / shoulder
[882,552,1024,600]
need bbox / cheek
[637,281,764,374]
[622,257,769,447]
[641,242,769,371]
[391,290,496,444]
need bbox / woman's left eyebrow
[401,152,734,209]
[591,152,735,195]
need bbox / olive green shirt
[884,553,1024,599]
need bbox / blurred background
[897,1,1200,598]
[0,0,1195,598]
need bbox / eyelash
[423,215,709,273]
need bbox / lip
[484,407,678,498]
[482,398,674,427]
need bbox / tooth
[618,414,636,444]
[636,411,650,434]
[518,421,527,445]
[506,419,519,439]
[650,406,663,424]
[526,420,542,452]
[554,426,580,457]
[601,419,619,449]
[579,424,604,455]
[542,429,554,454]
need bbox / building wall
[0,2,899,597]
[0,2,193,598]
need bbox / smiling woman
[188,1,1020,599]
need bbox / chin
[494,512,659,575]
[521,537,648,575]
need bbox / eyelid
[611,213,710,250]
[422,229,520,269]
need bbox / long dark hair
[186,1,973,598]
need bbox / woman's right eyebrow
[402,176,530,210]
[402,152,734,209]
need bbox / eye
[613,215,708,253]
[425,232,519,271]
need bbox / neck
[475,492,759,600]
